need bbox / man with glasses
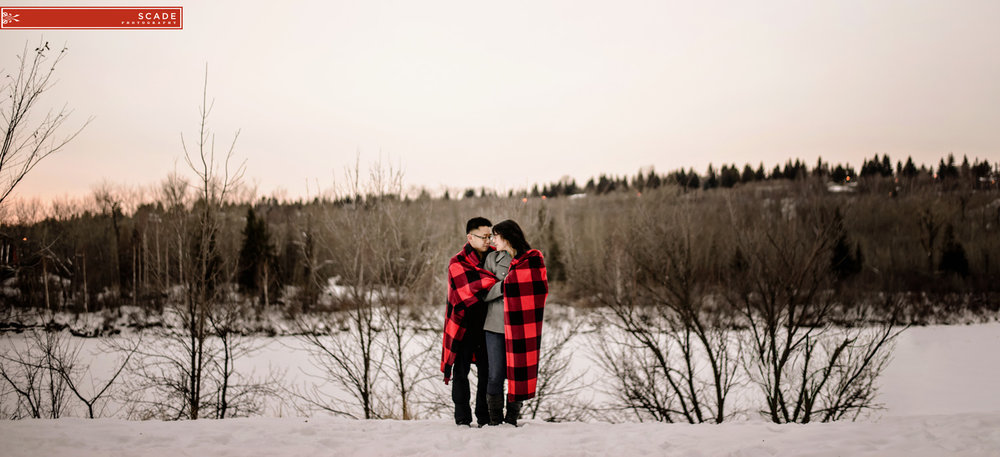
[441,217,497,426]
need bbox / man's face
[467,225,492,253]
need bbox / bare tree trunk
[263,261,269,308]
[132,247,138,307]
[82,253,88,313]
[42,256,50,311]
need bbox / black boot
[503,401,522,426]
[486,394,504,426]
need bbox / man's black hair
[466,217,492,234]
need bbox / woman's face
[491,233,511,252]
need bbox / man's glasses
[470,233,493,241]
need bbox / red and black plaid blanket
[503,249,548,402]
[440,243,497,383]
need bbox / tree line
[1,152,997,319]
[453,153,997,199]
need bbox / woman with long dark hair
[480,219,548,426]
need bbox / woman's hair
[492,219,531,255]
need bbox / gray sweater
[482,250,512,333]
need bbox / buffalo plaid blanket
[503,249,548,402]
[441,243,497,383]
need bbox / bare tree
[1,39,91,207]
[727,201,905,423]
[49,335,140,418]
[159,170,191,293]
[207,296,279,419]
[0,328,136,419]
[176,65,244,420]
[293,159,395,419]
[0,329,68,418]
[93,182,124,298]
[588,196,740,423]
[121,65,249,420]
[291,158,450,420]
[373,197,449,420]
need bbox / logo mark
[0,7,182,29]
[1,11,20,25]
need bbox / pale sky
[3,0,999,203]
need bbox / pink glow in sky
[2,0,998,203]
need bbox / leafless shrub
[292,158,447,420]
[584,192,741,423]
[727,200,905,423]
[0,329,70,418]
[0,327,135,419]
[50,334,140,419]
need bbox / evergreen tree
[686,168,700,189]
[646,170,661,189]
[720,164,740,188]
[730,246,748,273]
[597,175,614,194]
[742,164,756,183]
[938,224,970,277]
[972,159,991,178]
[960,155,971,179]
[633,171,646,192]
[938,154,959,180]
[830,208,862,281]
[566,178,579,195]
[813,157,828,178]
[703,164,719,190]
[831,165,847,184]
[902,157,918,178]
[237,207,276,303]
[860,155,876,178]
[783,159,803,180]
[543,215,566,282]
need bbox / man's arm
[483,280,503,302]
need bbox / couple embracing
[441,217,548,427]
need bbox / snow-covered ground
[1,412,999,456]
[1,322,999,455]
[878,323,1000,416]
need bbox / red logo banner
[1,7,182,29]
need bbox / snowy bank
[2,413,999,457]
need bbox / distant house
[0,233,23,267]
[0,233,23,283]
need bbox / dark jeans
[451,331,489,425]
[484,330,506,396]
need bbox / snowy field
[1,413,999,457]
[1,322,999,455]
